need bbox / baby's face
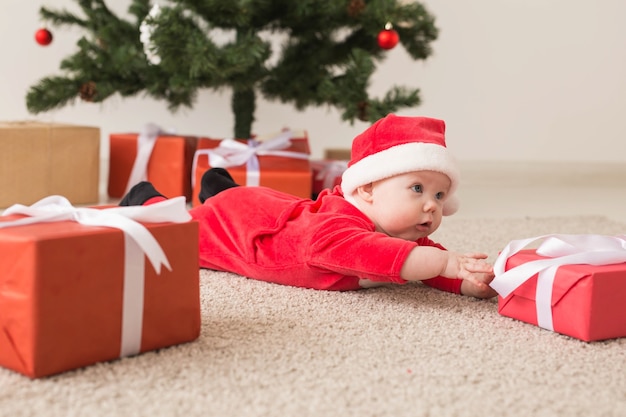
[367,171,451,241]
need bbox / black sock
[119,181,165,206]
[199,168,239,203]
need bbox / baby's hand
[460,275,497,299]
[444,252,497,299]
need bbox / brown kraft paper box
[0,122,100,207]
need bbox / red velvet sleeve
[415,237,463,294]
[421,276,463,294]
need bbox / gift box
[324,148,351,161]
[108,128,198,201]
[310,159,347,198]
[191,130,312,207]
[0,196,201,378]
[491,235,626,342]
[0,121,99,208]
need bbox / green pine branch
[27,0,439,139]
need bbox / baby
[121,114,496,298]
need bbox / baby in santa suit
[121,114,496,299]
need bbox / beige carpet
[1,215,625,417]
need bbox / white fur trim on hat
[341,141,461,216]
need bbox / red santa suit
[189,185,462,293]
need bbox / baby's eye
[411,184,423,193]
[435,192,445,200]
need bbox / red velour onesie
[189,185,462,293]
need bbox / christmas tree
[27,0,438,139]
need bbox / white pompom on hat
[341,114,460,216]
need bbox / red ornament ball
[377,28,399,50]
[35,28,53,46]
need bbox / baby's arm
[400,246,495,298]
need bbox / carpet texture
[1,215,625,417]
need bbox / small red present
[310,159,348,197]
[108,124,198,201]
[491,234,626,342]
[191,129,311,207]
[0,196,201,378]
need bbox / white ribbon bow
[191,130,309,188]
[0,195,192,357]
[125,123,178,194]
[491,234,626,331]
[315,160,348,190]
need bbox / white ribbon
[191,130,309,188]
[491,234,626,331]
[315,160,348,190]
[125,123,170,194]
[0,195,192,357]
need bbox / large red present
[108,124,198,201]
[191,130,311,207]
[0,196,201,378]
[491,234,626,342]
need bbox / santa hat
[341,114,460,216]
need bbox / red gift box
[310,159,347,197]
[191,130,312,207]
[0,197,201,378]
[108,130,197,201]
[493,240,626,342]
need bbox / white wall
[3,0,626,162]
